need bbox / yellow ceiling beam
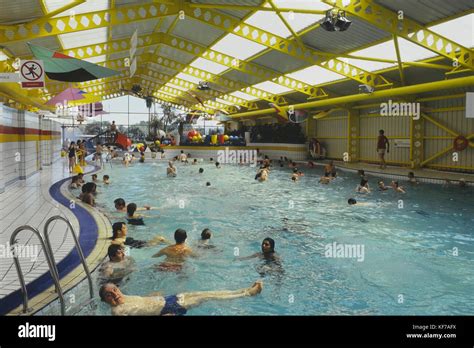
[183,4,392,88]
[0,2,179,45]
[324,0,474,70]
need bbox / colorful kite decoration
[28,43,120,82]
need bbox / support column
[0,104,4,193]
[347,108,359,162]
[410,116,424,168]
[17,110,26,180]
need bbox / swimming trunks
[160,295,187,316]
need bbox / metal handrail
[9,225,66,315]
[43,216,94,303]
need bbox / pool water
[90,159,474,315]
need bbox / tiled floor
[0,159,82,299]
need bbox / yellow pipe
[393,35,406,85]
[420,145,454,166]
[421,113,459,137]
[230,76,474,119]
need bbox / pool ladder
[10,215,95,315]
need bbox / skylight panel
[230,91,258,101]
[211,34,267,60]
[59,28,108,50]
[285,65,345,85]
[190,58,228,75]
[252,81,292,94]
[176,73,202,84]
[428,14,474,48]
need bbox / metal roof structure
[0,0,473,117]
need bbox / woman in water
[238,238,283,276]
[238,238,280,262]
[356,177,370,193]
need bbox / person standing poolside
[68,141,77,173]
[377,130,389,169]
[95,142,103,166]
[99,281,263,316]
[152,229,195,271]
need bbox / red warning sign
[20,60,45,88]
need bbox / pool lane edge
[2,168,111,316]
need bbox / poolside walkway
[0,159,80,300]
[336,161,474,184]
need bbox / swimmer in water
[324,161,336,178]
[99,244,136,285]
[291,168,299,182]
[347,198,370,206]
[114,198,154,212]
[356,177,370,193]
[192,159,198,165]
[167,161,177,177]
[110,222,167,249]
[255,167,269,182]
[378,180,389,191]
[319,176,331,184]
[391,180,406,193]
[197,228,215,249]
[199,168,204,174]
[103,175,110,185]
[152,229,196,271]
[100,280,263,316]
[126,203,147,225]
[238,238,280,262]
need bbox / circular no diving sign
[20,60,44,88]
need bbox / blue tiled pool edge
[0,169,100,315]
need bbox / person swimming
[238,238,280,262]
[99,244,136,285]
[324,161,337,177]
[114,198,153,212]
[167,161,177,177]
[356,177,370,193]
[215,162,221,168]
[199,168,204,174]
[391,180,406,193]
[152,229,195,271]
[198,228,215,249]
[291,168,299,182]
[110,222,166,249]
[103,175,110,185]
[378,180,389,191]
[100,281,263,316]
[126,203,145,225]
[319,176,331,184]
[192,159,198,165]
[347,198,370,206]
[255,167,269,182]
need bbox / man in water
[152,229,195,271]
[167,161,177,177]
[100,281,263,316]
[99,244,136,285]
[114,198,152,212]
[377,129,389,169]
[179,150,187,162]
